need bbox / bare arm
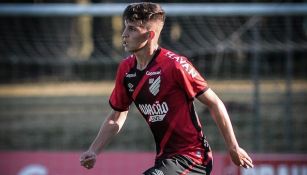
[80,110,128,169]
[89,110,128,154]
[197,88,253,168]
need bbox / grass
[0,80,306,153]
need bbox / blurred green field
[0,80,306,153]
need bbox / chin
[125,49,134,53]
[125,48,137,53]
[124,47,131,52]
[124,45,145,53]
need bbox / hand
[80,150,97,169]
[229,146,254,169]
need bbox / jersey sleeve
[173,57,209,99]
[109,61,133,111]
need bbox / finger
[243,154,253,167]
[80,158,89,165]
[85,164,91,169]
[239,149,253,168]
[81,160,89,166]
[84,163,94,169]
[246,156,253,164]
[81,156,95,162]
[240,157,253,169]
[240,162,249,169]
[84,164,90,169]
[80,158,94,166]
[80,152,96,160]
[80,156,87,164]
[80,154,93,161]
[244,158,254,168]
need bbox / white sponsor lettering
[165,52,198,78]
[139,101,169,122]
[149,115,166,122]
[146,70,161,76]
[126,73,136,78]
[18,164,48,175]
[241,164,307,175]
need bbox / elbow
[207,98,222,110]
[106,110,127,134]
[208,98,227,117]
[107,119,121,134]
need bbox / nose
[122,34,128,39]
[122,28,128,39]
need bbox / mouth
[122,41,127,47]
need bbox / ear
[148,31,155,40]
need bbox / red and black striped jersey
[109,48,209,164]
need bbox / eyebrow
[127,26,137,30]
[125,21,145,30]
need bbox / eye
[128,26,137,31]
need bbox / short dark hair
[123,2,165,25]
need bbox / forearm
[208,99,239,150]
[89,110,128,154]
[198,89,253,168]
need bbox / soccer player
[80,2,253,174]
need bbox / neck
[134,44,159,70]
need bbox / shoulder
[120,54,135,67]
[160,48,189,68]
[117,55,136,73]
[160,48,194,70]
[160,48,199,79]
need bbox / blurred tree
[90,0,113,59]
[67,0,94,60]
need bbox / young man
[80,2,253,174]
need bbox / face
[122,20,149,53]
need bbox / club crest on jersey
[149,76,161,96]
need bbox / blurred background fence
[0,1,306,157]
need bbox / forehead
[124,20,146,28]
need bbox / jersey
[109,48,211,165]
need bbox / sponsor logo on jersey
[165,52,198,78]
[126,72,136,78]
[196,150,202,157]
[128,83,134,92]
[146,70,161,76]
[138,101,169,122]
[149,76,161,96]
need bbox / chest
[123,63,176,103]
